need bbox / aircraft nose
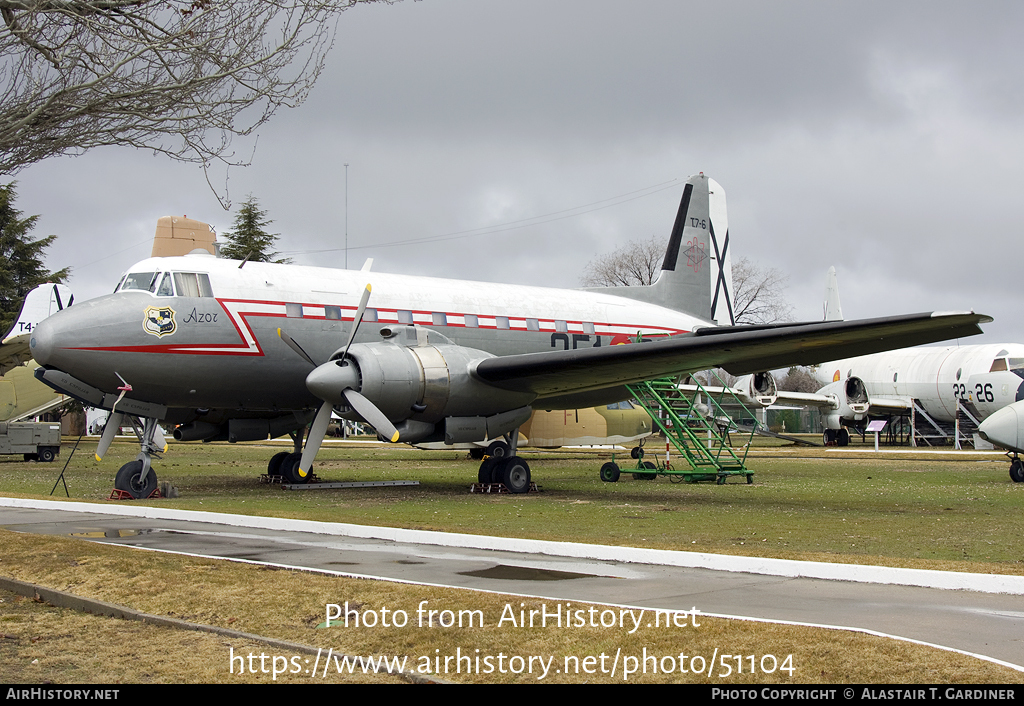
[978,402,1023,452]
[30,317,54,366]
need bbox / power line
[279,177,681,257]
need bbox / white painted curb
[3,497,1023,595]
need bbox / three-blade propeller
[278,284,400,479]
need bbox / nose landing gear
[111,416,165,499]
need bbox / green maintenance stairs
[624,375,754,484]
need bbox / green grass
[3,437,1022,574]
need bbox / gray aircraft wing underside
[473,311,991,398]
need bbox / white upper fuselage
[814,344,1024,422]
[33,252,710,413]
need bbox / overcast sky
[11,0,1024,343]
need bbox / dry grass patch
[0,530,1020,684]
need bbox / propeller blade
[95,411,123,461]
[343,388,400,443]
[153,424,168,453]
[297,401,334,479]
[277,327,318,367]
[341,284,372,360]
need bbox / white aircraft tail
[2,283,73,343]
[587,173,734,325]
[823,266,843,321]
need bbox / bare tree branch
[730,255,793,325]
[580,235,663,287]
[0,0,397,205]
[582,240,792,325]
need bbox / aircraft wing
[0,337,32,377]
[473,311,991,398]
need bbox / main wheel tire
[823,429,836,445]
[281,452,311,484]
[486,440,510,459]
[600,462,620,483]
[478,457,501,484]
[632,461,657,481]
[498,457,531,494]
[114,460,157,499]
[1010,459,1024,483]
[837,428,850,447]
[267,451,289,476]
[38,447,57,463]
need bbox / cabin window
[526,318,540,332]
[496,316,510,330]
[286,303,303,318]
[463,314,479,328]
[555,320,568,333]
[398,310,413,324]
[156,273,174,297]
[431,312,447,326]
[990,358,1008,372]
[364,308,378,322]
[607,401,634,410]
[583,322,596,335]
[172,272,214,298]
[121,272,159,292]
[324,305,342,320]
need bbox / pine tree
[220,196,288,263]
[0,182,70,334]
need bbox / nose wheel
[114,459,157,499]
[110,416,164,499]
[1010,457,1024,483]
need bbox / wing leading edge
[472,311,992,398]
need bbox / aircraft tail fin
[588,173,734,325]
[823,266,843,321]
[2,283,73,344]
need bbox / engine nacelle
[817,376,869,428]
[306,326,536,443]
[734,372,778,407]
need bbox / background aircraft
[0,284,73,422]
[25,175,990,497]
[740,271,1024,482]
[976,402,1024,481]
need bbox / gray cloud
[11,0,1024,342]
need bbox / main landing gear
[823,427,851,447]
[475,429,531,494]
[112,416,165,499]
[266,426,310,484]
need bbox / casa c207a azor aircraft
[25,174,991,496]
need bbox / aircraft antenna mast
[344,162,349,269]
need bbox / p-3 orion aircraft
[26,174,991,496]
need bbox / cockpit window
[156,272,174,297]
[120,272,159,292]
[990,358,1008,372]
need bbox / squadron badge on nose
[143,306,177,338]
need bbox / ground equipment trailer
[0,421,61,461]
